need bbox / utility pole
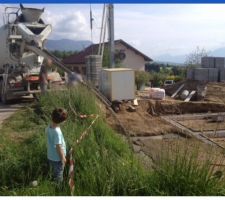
[108,4,115,68]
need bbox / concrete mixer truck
[0,4,81,103]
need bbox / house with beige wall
[62,39,152,75]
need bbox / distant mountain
[45,39,92,52]
[154,54,186,64]
[155,61,186,66]
[155,47,225,64]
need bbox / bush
[135,71,150,90]
[149,72,167,87]
[151,144,225,195]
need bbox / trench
[106,99,225,168]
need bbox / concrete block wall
[186,56,225,82]
[215,57,225,70]
[194,68,209,81]
[220,68,225,82]
[208,68,219,82]
[187,67,219,82]
[201,57,215,68]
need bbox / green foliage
[149,72,167,87]
[145,62,160,73]
[174,76,184,82]
[152,145,225,196]
[135,71,150,90]
[0,87,148,195]
[160,66,173,75]
[0,86,225,195]
[102,47,110,68]
[102,47,122,68]
[146,62,186,86]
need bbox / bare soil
[106,101,179,137]
[178,119,225,132]
[211,138,225,148]
[147,100,225,115]
[104,81,225,167]
[106,98,225,137]
[205,82,225,104]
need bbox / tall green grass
[0,85,225,195]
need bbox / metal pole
[98,4,106,55]
[108,4,115,68]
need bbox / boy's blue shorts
[48,159,64,183]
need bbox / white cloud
[2,4,225,58]
[114,4,225,57]
[43,9,90,41]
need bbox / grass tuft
[0,86,224,195]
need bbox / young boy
[46,108,68,183]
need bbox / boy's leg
[49,160,64,183]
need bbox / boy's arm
[56,144,66,165]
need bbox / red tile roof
[62,39,152,64]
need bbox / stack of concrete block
[187,56,225,82]
[194,68,209,81]
[220,68,225,82]
[214,57,225,81]
[208,68,219,82]
[201,57,215,68]
[215,57,225,70]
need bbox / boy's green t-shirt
[46,126,66,161]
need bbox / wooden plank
[171,84,185,98]
[184,90,196,102]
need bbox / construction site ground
[105,81,225,168]
[2,80,225,170]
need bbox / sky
[1,4,225,60]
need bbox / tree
[185,46,208,68]
[149,72,167,87]
[145,62,160,73]
[160,66,173,75]
[135,71,150,90]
